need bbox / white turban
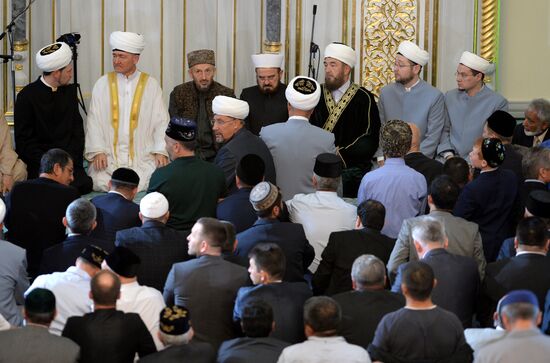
[324,43,356,68]
[35,42,72,72]
[110,31,145,54]
[459,51,495,74]
[212,96,249,120]
[140,192,169,219]
[285,76,321,111]
[251,54,284,69]
[397,41,429,66]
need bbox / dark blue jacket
[216,188,257,233]
[90,192,141,243]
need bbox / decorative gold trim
[416,0,420,44]
[431,0,440,86]
[52,0,56,42]
[101,0,105,75]
[423,0,430,80]
[14,40,29,51]
[15,64,23,71]
[284,0,290,83]
[473,0,479,53]
[359,0,364,86]
[260,0,264,51]
[295,0,302,76]
[351,0,356,47]
[3,0,7,113]
[15,86,24,92]
[480,0,499,85]
[232,0,237,90]
[160,0,163,88]
[264,41,281,53]
[342,0,349,44]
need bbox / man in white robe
[85,31,169,192]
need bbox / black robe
[240,83,288,135]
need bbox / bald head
[408,123,421,152]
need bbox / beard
[259,82,279,95]
[325,74,345,91]
[396,73,414,86]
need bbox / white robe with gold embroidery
[85,71,169,191]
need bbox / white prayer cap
[110,31,145,54]
[212,96,249,120]
[397,41,429,66]
[285,76,321,111]
[140,192,169,219]
[35,42,72,72]
[324,43,356,68]
[0,198,5,224]
[251,53,284,69]
[459,51,495,74]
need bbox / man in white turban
[211,96,276,194]
[377,40,446,164]
[240,53,288,135]
[310,42,380,198]
[85,31,169,192]
[437,51,508,159]
[261,76,336,201]
[14,42,92,194]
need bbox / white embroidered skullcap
[212,96,249,120]
[397,41,429,66]
[110,31,145,54]
[140,192,169,219]
[285,76,321,111]
[0,198,5,224]
[35,42,72,72]
[251,53,284,69]
[324,43,356,68]
[459,51,495,74]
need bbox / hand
[92,153,108,171]
[1,174,14,194]
[154,154,169,168]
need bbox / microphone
[313,5,317,15]
[0,54,23,61]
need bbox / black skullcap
[105,246,141,278]
[79,245,109,269]
[526,190,550,218]
[487,110,517,138]
[111,167,140,186]
[237,154,265,186]
[314,153,343,178]
[481,138,506,167]
[25,288,56,314]
[160,305,191,335]
[166,117,196,142]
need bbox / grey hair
[500,303,539,325]
[411,216,446,246]
[351,254,386,288]
[65,198,97,234]
[527,98,550,124]
[522,147,550,179]
[158,330,193,346]
[313,173,340,191]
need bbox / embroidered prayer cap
[110,31,145,54]
[166,117,197,142]
[212,96,250,120]
[497,290,539,315]
[79,245,109,269]
[481,137,506,167]
[36,42,72,72]
[380,119,412,158]
[160,305,191,335]
[459,51,495,75]
[250,181,280,211]
[324,42,356,68]
[487,110,517,138]
[251,53,284,69]
[111,167,140,186]
[285,76,321,111]
[187,49,215,68]
[237,154,265,186]
[140,192,169,219]
[105,246,141,278]
[314,153,343,178]
[0,198,5,224]
[526,190,550,218]
[397,41,429,66]
[25,288,56,314]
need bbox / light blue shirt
[358,158,427,238]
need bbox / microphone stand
[307,5,320,79]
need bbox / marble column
[264,0,281,53]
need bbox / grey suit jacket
[0,325,79,362]
[260,117,336,201]
[0,239,29,326]
[387,210,486,280]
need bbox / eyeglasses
[455,72,474,79]
[393,62,414,69]
[211,118,237,127]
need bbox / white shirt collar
[404,79,420,92]
[516,251,547,257]
[331,80,351,103]
[40,76,57,91]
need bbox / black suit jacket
[512,124,550,147]
[404,152,444,188]
[62,308,156,363]
[312,228,395,296]
[520,180,547,210]
[115,220,191,291]
[478,253,550,327]
[139,341,216,363]
[5,177,80,278]
[90,192,141,243]
[240,83,288,135]
[39,234,109,274]
[218,337,290,363]
[332,289,405,348]
[392,249,480,328]
[216,188,257,233]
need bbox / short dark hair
[516,217,547,247]
[255,193,282,219]
[39,148,72,174]
[429,175,459,210]
[197,217,226,249]
[110,180,138,192]
[240,299,274,337]
[176,139,197,152]
[220,220,236,253]
[248,243,286,280]
[402,261,434,301]
[522,147,550,180]
[303,296,341,336]
[25,288,56,325]
[65,198,97,234]
[443,157,470,187]
[357,200,385,230]
[90,270,121,305]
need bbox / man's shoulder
[211,81,235,96]
[240,85,260,99]
[0,239,26,257]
